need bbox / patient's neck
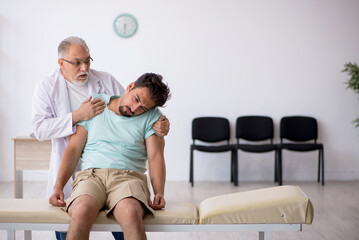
[107,97,121,116]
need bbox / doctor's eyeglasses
[61,57,93,67]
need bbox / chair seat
[237,144,277,153]
[280,143,323,152]
[279,116,325,186]
[191,144,233,153]
[190,117,234,186]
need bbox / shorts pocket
[71,169,93,189]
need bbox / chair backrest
[280,116,318,142]
[236,116,274,142]
[192,117,230,143]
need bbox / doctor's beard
[72,72,89,86]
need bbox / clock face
[113,14,138,38]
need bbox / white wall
[0,0,358,182]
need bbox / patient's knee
[113,198,145,227]
[69,195,99,222]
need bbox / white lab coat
[32,68,125,199]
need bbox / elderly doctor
[31,36,169,240]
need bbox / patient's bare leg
[67,195,99,240]
[113,197,146,240]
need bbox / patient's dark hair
[133,73,171,107]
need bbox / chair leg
[321,147,325,186]
[274,150,278,183]
[230,152,234,183]
[190,148,194,187]
[317,150,321,183]
[232,150,238,186]
[278,149,282,186]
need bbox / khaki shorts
[65,168,153,215]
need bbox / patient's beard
[119,106,133,117]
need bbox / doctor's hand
[152,115,170,137]
[72,96,106,124]
[149,193,166,210]
[49,188,66,207]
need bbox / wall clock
[113,13,138,38]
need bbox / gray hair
[58,36,89,58]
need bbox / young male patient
[49,73,171,240]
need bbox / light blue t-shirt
[78,94,162,173]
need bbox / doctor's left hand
[72,96,106,124]
[152,115,170,137]
[49,188,66,207]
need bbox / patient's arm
[146,134,166,210]
[49,126,88,207]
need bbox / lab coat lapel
[53,71,71,116]
[87,72,103,95]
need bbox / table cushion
[198,185,313,224]
[0,199,198,225]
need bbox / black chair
[278,116,324,186]
[190,117,236,186]
[235,116,279,185]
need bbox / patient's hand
[152,115,170,137]
[49,189,66,207]
[149,193,166,210]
